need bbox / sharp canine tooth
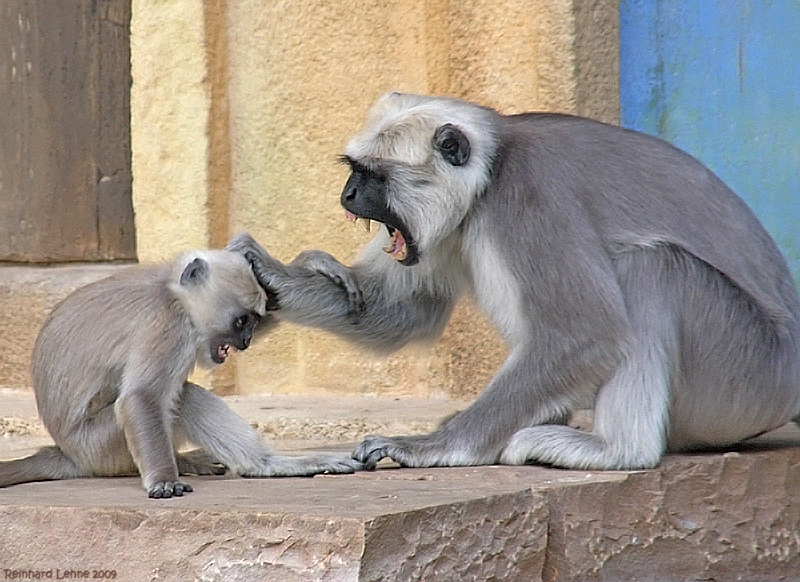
[382,229,397,254]
[363,219,371,232]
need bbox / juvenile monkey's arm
[115,384,191,498]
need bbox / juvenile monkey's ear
[180,257,210,286]
[434,123,470,166]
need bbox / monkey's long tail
[0,446,86,487]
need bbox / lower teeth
[382,231,407,261]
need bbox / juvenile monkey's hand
[290,250,365,317]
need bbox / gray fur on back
[229,93,800,472]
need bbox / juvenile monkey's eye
[233,315,248,330]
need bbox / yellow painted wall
[131,0,211,258]
[131,0,619,398]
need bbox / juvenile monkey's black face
[209,310,261,364]
[339,157,420,266]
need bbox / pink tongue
[392,230,406,256]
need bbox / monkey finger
[291,250,364,316]
[148,480,194,499]
[148,485,169,499]
[347,286,366,318]
[331,276,364,318]
[352,435,393,470]
[247,254,282,293]
[350,448,378,471]
[224,232,262,256]
[224,231,251,250]
[340,283,364,320]
[362,453,382,472]
[174,482,193,495]
[225,233,285,295]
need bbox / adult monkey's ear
[433,124,471,166]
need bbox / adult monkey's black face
[340,156,420,266]
[339,124,471,268]
[338,93,496,271]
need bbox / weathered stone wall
[130,0,619,396]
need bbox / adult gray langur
[0,249,361,498]
[228,92,800,471]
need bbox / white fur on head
[345,93,499,256]
[169,249,266,337]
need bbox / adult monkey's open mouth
[344,211,417,264]
[339,155,421,266]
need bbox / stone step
[2,392,800,581]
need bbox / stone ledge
[1,391,800,582]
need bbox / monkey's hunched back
[231,92,800,473]
[493,111,799,326]
[32,264,194,446]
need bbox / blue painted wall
[620,0,800,285]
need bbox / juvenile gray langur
[0,250,360,498]
[229,92,800,471]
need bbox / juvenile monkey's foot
[147,480,193,499]
[177,450,227,476]
[240,454,363,478]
